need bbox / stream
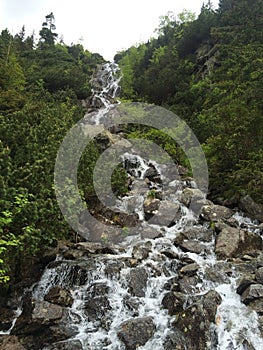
[1,62,263,350]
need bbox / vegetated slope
[115,0,263,207]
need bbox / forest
[0,0,263,287]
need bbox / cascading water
[3,63,263,350]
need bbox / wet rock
[144,165,160,182]
[201,204,233,222]
[117,316,156,350]
[176,239,206,254]
[84,282,111,322]
[84,296,111,321]
[0,335,26,350]
[141,226,163,239]
[179,275,201,294]
[31,301,64,325]
[128,267,148,297]
[236,277,255,295]
[247,298,263,314]
[179,188,207,212]
[256,267,263,284]
[124,296,140,316]
[143,197,161,218]
[215,226,262,259]
[163,329,192,350]
[104,259,125,277]
[179,263,199,277]
[63,249,85,260]
[147,200,182,227]
[132,245,149,260]
[241,284,263,304]
[173,290,222,350]
[42,340,83,350]
[162,292,186,315]
[240,195,263,222]
[44,286,73,307]
[0,307,15,331]
[177,227,213,243]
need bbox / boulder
[215,226,262,259]
[117,316,156,350]
[84,283,111,322]
[176,239,206,254]
[173,290,222,350]
[0,336,26,350]
[31,301,64,325]
[44,286,73,307]
[143,197,161,218]
[128,267,148,297]
[147,200,182,227]
[162,292,186,315]
[201,204,233,222]
[163,329,192,350]
[141,226,163,239]
[132,245,150,261]
[241,284,263,304]
[179,263,199,277]
[179,188,207,213]
[240,195,263,222]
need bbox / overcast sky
[1,0,219,60]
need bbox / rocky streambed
[1,63,263,350]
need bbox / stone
[42,340,83,350]
[163,329,192,350]
[179,188,207,212]
[176,227,213,243]
[201,204,233,222]
[256,267,263,284]
[44,286,73,307]
[32,301,64,325]
[132,245,149,260]
[0,335,26,350]
[162,292,186,315]
[147,201,182,227]
[215,226,262,259]
[128,267,148,297]
[141,226,163,239]
[0,307,15,332]
[240,195,263,222]
[84,282,111,322]
[143,197,161,217]
[117,317,156,350]
[247,298,263,314]
[241,284,263,304]
[236,278,255,295]
[177,239,206,254]
[179,276,201,294]
[173,290,222,350]
[179,263,199,277]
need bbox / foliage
[116,0,263,205]
[0,15,106,284]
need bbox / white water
[5,63,263,349]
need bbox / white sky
[1,0,219,60]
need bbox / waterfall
[3,62,263,350]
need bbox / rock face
[117,317,156,350]
[215,226,262,258]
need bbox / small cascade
[3,63,263,350]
